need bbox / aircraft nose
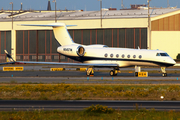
[171,59,176,65]
[165,57,176,66]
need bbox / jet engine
[57,45,85,57]
[76,46,85,56]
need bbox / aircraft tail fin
[4,50,15,62]
[19,23,76,46]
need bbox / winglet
[4,50,15,62]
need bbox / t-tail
[19,23,76,46]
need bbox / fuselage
[57,44,176,68]
[20,23,176,68]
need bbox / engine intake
[76,46,85,56]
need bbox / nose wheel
[162,73,167,77]
[161,67,167,77]
[109,70,117,76]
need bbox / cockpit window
[156,53,161,56]
[156,53,169,56]
[160,53,169,56]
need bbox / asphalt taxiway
[0,71,176,77]
[0,100,180,111]
[0,68,180,111]
[0,71,180,84]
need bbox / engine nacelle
[76,46,85,56]
[57,44,85,57]
[87,44,108,48]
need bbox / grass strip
[0,83,179,100]
[0,108,179,120]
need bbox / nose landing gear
[161,67,167,77]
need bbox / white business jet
[3,23,176,77]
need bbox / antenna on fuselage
[138,46,140,50]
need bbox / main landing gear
[86,68,94,76]
[135,66,141,77]
[109,68,119,76]
[86,68,119,76]
[161,67,167,77]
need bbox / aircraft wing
[13,61,119,68]
[2,50,119,68]
[0,62,16,65]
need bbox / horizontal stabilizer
[18,23,77,28]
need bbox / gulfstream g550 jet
[3,23,176,76]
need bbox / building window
[32,56,36,60]
[38,56,42,60]
[122,54,125,58]
[46,56,51,60]
[24,56,29,60]
[116,54,119,58]
[15,56,20,60]
[60,55,65,60]
[54,55,59,59]
[127,55,130,58]
[104,53,108,57]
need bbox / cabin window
[133,55,136,58]
[104,53,108,57]
[122,54,125,58]
[127,55,130,58]
[116,54,119,58]
[110,54,113,58]
[139,55,142,59]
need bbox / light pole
[10,2,13,29]
[147,0,151,49]
[53,0,57,22]
[98,0,102,28]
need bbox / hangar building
[0,8,179,63]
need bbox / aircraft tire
[110,70,114,76]
[162,73,167,77]
[110,70,115,76]
[86,71,91,76]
